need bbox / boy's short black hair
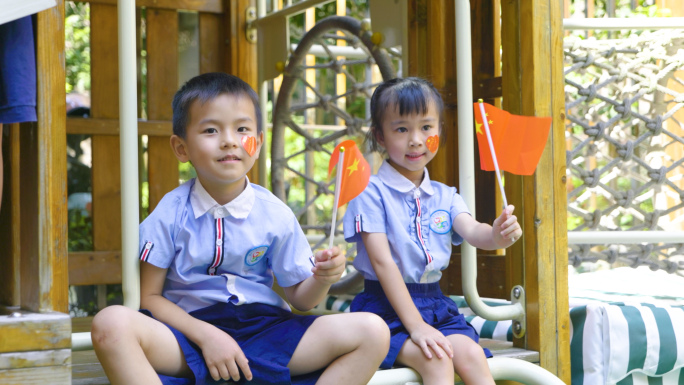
[366,77,445,152]
[172,72,262,138]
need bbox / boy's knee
[359,313,390,344]
[91,305,135,347]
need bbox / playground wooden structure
[0,0,572,383]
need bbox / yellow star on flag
[347,158,359,176]
[476,121,483,135]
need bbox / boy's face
[171,93,262,196]
[377,99,440,181]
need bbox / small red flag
[328,140,371,208]
[474,102,552,176]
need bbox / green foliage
[65,2,90,94]
[67,209,93,252]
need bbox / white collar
[190,177,254,219]
[376,160,435,197]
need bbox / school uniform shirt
[343,160,470,284]
[139,177,314,313]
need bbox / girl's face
[377,99,441,184]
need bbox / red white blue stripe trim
[355,214,362,233]
[415,197,433,264]
[139,241,153,262]
[208,218,224,275]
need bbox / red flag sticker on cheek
[426,135,439,153]
[241,136,257,157]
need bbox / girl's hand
[311,246,345,284]
[408,322,453,360]
[492,204,522,248]
[198,326,252,382]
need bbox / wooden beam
[425,0,449,185]
[199,13,223,74]
[147,8,180,212]
[19,0,69,313]
[0,311,70,353]
[409,0,504,296]
[501,0,570,381]
[0,124,21,307]
[66,117,173,136]
[69,251,122,286]
[442,254,508,299]
[224,0,260,184]
[91,4,123,260]
[0,349,71,370]
[77,0,222,13]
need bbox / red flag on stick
[328,139,371,208]
[473,102,552,176]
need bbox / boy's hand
[311,246,344,284]
[198,326,252,382]
[408,322,453,360]
[492,204,522,248]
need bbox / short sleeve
[138,196,182,269]
[343,181,387,243]
[450,188,471,246]
[270,214,314,288]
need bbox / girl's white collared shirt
[343,160,471,283]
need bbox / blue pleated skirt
[351,280,492,369]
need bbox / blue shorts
[0,16,37,124]
[142,302,321,385]
[351,280,492,369]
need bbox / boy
[91,73,390,385]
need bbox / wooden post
[91,3,123,276]
[199,12,224,74]
[147,8,180,211]
[656,0,684,230]
[17,0,69,313]
[409,0,506,298]
[501,0,570,382]
[224,0,259,184]
[0,2,71,383]
[0,123,21,307]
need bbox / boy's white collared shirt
[190,177,254,219]
[139,178,313,313]
[344,160,471,283]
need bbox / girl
[343,77,522,385]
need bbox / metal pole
[568,231,684,244]
[564,17,684,30]
[258,0,268,187]
[455,0,524,322]
[254,0,335,27]
[71,0,139,351]
[367,357,564,385]
[119,0,140,312]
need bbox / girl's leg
[91,305,192,385]
[447,334,495,385]
[395,338,455,385]
[287,312,389,385]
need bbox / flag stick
[329,147,345,250]
[478,100,508,209]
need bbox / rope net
[565,29,684,273]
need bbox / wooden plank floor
[71,317,539,385]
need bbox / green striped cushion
[570,302,684,385]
